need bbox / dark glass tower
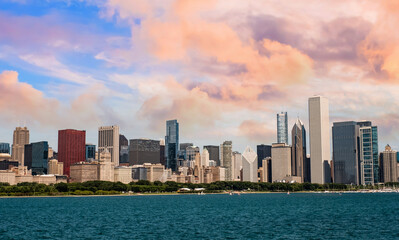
[24,141,48,175]
[291,118,307,180]
[0,143,10,154]
[204,145,220,166]
[165,120,179,171]
[85,144,96,161]
[256,144,271,168]
[332,121,360,185]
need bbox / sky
[1,0,399,153]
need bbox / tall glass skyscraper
[291,118,307,181]
[277,112,288,144]
[165,120,179,171]
[24,141,49,175]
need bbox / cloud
[238,120,275,143]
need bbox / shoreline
[1,190,396,199]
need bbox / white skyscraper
[308,96,331,184]
[98,125,120,166]
[201,148,210,167]
[242,146,258,182]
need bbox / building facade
[11,127,29,166]
[119,134,129,164]
[232,151,242,181]
[58,129,86,177]
[291,118,306,181]
[221,141,233,181]
[204,145,220,166]
[271,143,292,182]
[257,144,271,169]
[242,146,258,182]
[332,121,360,185]
[380,145,397,183]
[85,144,96,161]
[24,141,48,175]
[129,139,161,165]
[0,143,10,154]
[98,125,120,166]
[165,120,179,171]
[277,112,288,144]
[358,121,379,184]
[308,96,331,184]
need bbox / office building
[119,134,129,164]
[114,166,133,184]
[271,143,292,182]
[257,144,271,168]
[160,142,166,166]
[48,159,63,175]
[221,141,233,181]
[358,121,379,184]
[204,145,220,166]
[308,96,331,184]
[165,120,179,171]
[186,146,200,162]
[259,158,270,182]
[291,119,306,181]
[277,112,288,144]
[129,139,161,165]
[58,129,86,177]
[85,144,96,161]
[99,148,114,182]
[69,162,99,183]
[98,125,120,166]
[11,127,29,166]
[0,143,10,154]
[332,121,360,184]
[380,145,398,183]
[132,166,147,180]
[201,148,210,167]
[24,141,48,175]
[242,146,258,182]
[232,151,242,181]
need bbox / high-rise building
[379,145,397,183]
[98,125,120,166]
[277,112,288,144]
[119,134,129,164]
[0,143,10,154]
[24,141,48,175]
[85,144,96,161]
[271,143,292,182]
[11,127,29,166]
[129,139,161,165]
[291,118,307,181]
[221,141,233,181]
[48,159,63,175]
[201,148,210,167]
[186,146,200,162]
[165,120,179,171]
[160,143,166,166]
[242,146,258,182]
[232,151,242,181]
[332,121,360,185]
[308,96,331,184]
[204,145,220,166]
[58,129,86,177]
[358,121,379,184]
[257,144,271,168]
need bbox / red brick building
[58,129,86,177]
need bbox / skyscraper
[165,120,179,171]
[242,146,258,182]
[291,118,306,181]
[129,139,161,165]
[232,151,242,181]
[308,96,330,184]
[332,121,360,185]
[277,112,288,144]
[204,145,220,166]
[11,127,29,166]
[379,144,397,183]
[24,141,48,175]
[98,125,120,166]
[119,134,129,164]
[271,143,292,182]
[58,129,86,177]
[358,121,379,184]
[221,141,233,181]
[257,144,271,168]
[201,148,210,167]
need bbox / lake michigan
[0,193,398,239]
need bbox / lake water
[0,193,398,239]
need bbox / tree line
[0,180,384,196]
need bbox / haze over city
[1,0,399,152]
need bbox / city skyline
[1,1,399,153]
